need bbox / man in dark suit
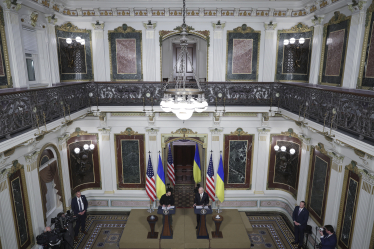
[319,225,337,249]
[71,191,88,241]
[292,201,309,248]
[193,187,209,229]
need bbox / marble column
[343,1,367,89]
[2,1,27,88]
[146,127,159,208]
[296,136,311,203]
[58,133,72,208]
[143,22,157,81]
[0,164,17,248]
[309,16,324,85]
[98,127,113,193]
[212,22,225,81]
[262,22,277,82]
[23,149,44,236]
[351,172,374,248]
[254,127,271,194]
[45,15,60,84]
[92,22,107,81]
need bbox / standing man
[319,225,337,249]
[292,201,309,249]
[193,187,209,229]
[71,191,88,241]
[160,188,174,207]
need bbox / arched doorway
[37,144,66,225]
[160,28,209,82]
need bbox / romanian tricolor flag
[216,154,225,203]
[193,144,202,183]
[156,154,166,199]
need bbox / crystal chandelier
[160,0,208,120]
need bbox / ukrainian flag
[216,155,225,203]
[156,154,166,199]
[193,144,202,183]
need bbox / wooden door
[173,145,195,184]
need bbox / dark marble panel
[309,156,328,217]
[362,13,374,88]
[109,32,142,81]
[321,19,350,86]
[11,177,28,246]
[228,140,248,184]
[273,141,300,189]
[56,30,93,82]
[226,32,260,81]
[276,31,313,82]
[121,140,140,183]
[325,29,345,76]
[341,178,358,247]
[232,39,253,74]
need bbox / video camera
[36,210,76,249]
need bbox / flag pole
[147,151,154,213]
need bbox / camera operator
[36,226,60,249]
[318,225,337,249]
[57,212,74,249]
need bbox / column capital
[264,21,277,30]
[92,21,105,30]
[0,164,11,183]
[311,15,324,26]
[45,14,57,25]
[257,127,271,134]
[209,127,224,134]
[361,170,374,185]
[145,127,159,134]
[58,132,70,144]
[98,127,111,134]
[143,21,156,30]
[212,21,225,30]
[24,148,41,164]
[348,0,367,14]
[3,0,22,12]
[326,149,345,165]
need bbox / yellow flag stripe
[193,161,201,183]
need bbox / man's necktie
[298,209,302,215]
[78,199,82,212]
[200,195,202,201]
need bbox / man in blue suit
[71,191,88,241]
[319,225,337,249]
[292,201,309,248]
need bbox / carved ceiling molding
[230,127,249,136]
[171,128,197,135]
[56,22,88,33]
[119,127,139,136]
[278,22,313,33]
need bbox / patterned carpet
[174,184,195,208]
[246,215,298,249]
[74,214,129,249]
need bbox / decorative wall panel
[226,25,260,81]
[358,2,374,90]
[276,23,313,82]
[305,143,332,226]
[267,132,302,197]
[56,22,93,82]
[108,25,142,81]
[7,162,34,249]
[319,12,351,86]
[67,133,101,194]
[337,162,361,249]
[0,6,11,88]
[223,128,254,189]
[115,128,145,189]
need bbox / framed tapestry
[275,23,313,82]
[267,129,302,198]
[108,24,142,81]
[319,11,351,86]
[336,162,361,249]
[0,6,11,88]
[7,161,34,249]
[358,2,374,90]
[67,130,101,194]
[55,22,94,82]
[226,24,261,81]
[305,143,332,226]
[223,128,254,189]
[114,128,145,189]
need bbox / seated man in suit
[71,191,88,241]
[193,187,209,229]
[292,201,309,248]
[319,225,337,249]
